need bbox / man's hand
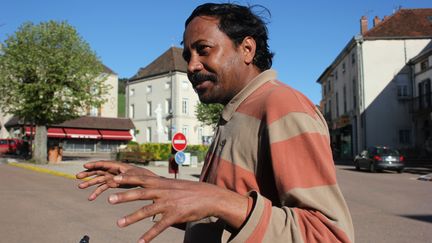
[76,161,157,201]
[108,174,249,243]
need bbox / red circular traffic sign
[172,132,187,152]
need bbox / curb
[8,162,86,181]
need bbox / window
[182,80,189,89]
[353,79,357,109]
[146,127,152,142]
[397,85,409,97]
[351,53,356,65]
[335,92,339,117]
[198,127,203,144]
[165,82,171,90]
[342,62,346,74]
[343,86,347,114]
[147,101,152,117]
[327,79,331,93]
[420,59,429,72]
[146,85,152,93]
[129,104,135,118]
[129,88,135,96]
[182,98,188,114]
[165,99,172,114]
[399,129,411,144]
[334,70,338,80]
[89,106,98,117]
[182,126,189,138]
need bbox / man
[76,3,354,243]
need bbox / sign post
[170,132,187,179]
[172,132,187,152]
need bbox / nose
[187,54,203,74]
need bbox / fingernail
[117,218,126,227]
[113,175,122,181]
[109,195,118,203]
[138,239,145,243]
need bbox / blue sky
[1,0,431,104]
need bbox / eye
[197,45,210,56]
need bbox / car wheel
[396,169,403,173]
[369,162,376,173]
[354,161,360,170]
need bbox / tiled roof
[130,46,187,80]
[102,64,116,75]
[364,8,432,38]
[5,116,135,130]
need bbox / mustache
[190,72,218,84]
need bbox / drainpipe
[355,35,366,151]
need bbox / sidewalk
[2,156,202,181]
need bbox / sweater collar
[221,69,277,122]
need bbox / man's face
[183,16,245,105]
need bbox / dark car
[354,146,404,173]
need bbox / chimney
[360,16,368,35]
[373,16,381,27]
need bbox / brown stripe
[269,112,329,144]
[246,198,272,243]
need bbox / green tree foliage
[195,103,224,128]
[0,21,108,163]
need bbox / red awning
[64,128,101,139]
[99,130,132,141]
[25,127,66,138]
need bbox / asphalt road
[0,164,184,243]
[1,163,431,243]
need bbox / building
[317,9,432,158]
[3,65,135,156]
[409,42,432,156]
[127,47,214,145]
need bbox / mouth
[194,80,213,91]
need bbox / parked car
[354,146,404,173]
[0,138,25,155]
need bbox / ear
[240,36,256,65]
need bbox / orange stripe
[210,159,259,195]
[271,133,336,191]
[294,208,351,243]
[265,87,318,124]
[236,82,275,119]
[246,198,272,243]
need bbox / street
[0,162,431,243]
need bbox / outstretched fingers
[138,215,175,243]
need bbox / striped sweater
[184,69,354,243]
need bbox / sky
[1,0,431,105]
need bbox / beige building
[127,47,214,145]
[317,9,432,158]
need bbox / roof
[363,8,432,38]
[5,116,135,130]
[130,46,187,80]
[102,64,117,75]
[410,41,432,64]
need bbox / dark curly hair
[185,3,274,71]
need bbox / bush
[124,143,210,162]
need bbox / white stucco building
[127,47,214,145]
[317,9,432,158]
[409,43,432,155]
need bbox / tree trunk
[33,125,48,164]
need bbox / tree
[195,103,224,128]
[0,21,108,164]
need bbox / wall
[361,39,430,148]
[128,72,214,145]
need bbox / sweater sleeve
[225,92,354,243]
